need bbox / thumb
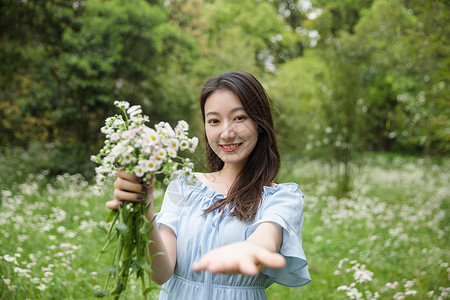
[106,199,122,210]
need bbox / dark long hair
[200,71,280,222]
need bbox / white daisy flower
[175,127,186,137]
[143,158,159,172]
[134,165,145,177]
[179,139,189,150]
[167,147,177,158]
[122,153,137,165]
[177,120,189,131]
[155,149,167,161]
[142,129,159,145]
[169,138,180,150]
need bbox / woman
[107,71,310,299]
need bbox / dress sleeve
[155,177,185,237]
[244,184,311,287]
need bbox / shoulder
[261,182,304,211]
[264,182,303,198]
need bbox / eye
[234,115,247,121]
[207,118,219,124]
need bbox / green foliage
[191,0,300,77]
[268,50,329,157]
[269,0,449,191]
[0,0,449,178]
[318,0,450,155]
[0,0,198,164]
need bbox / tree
[0,0,199,174]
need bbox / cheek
[205,127,217,145]
[240,124,258,140]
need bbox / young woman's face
[204,90,258,169]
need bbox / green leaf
[116,223,129,238]
[143,286,160,295]
[96,223,107,234]
[106,209,118,223]
[134,258,153,273]
[111,281,124,295]
[93,290,108,298]
[100,265,116,275]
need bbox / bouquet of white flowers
[92,101,198,299]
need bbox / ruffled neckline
[188,174,299,197]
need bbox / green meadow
[1,150,448,299]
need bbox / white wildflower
[352,264,374,283]
[167,147,177,158]
[114,100,130,110]
[3,254,16,263]
[177,120,189,131]
[189,137,199,152]
[127,105,142,117]
[169,138,180,150]
[404,279,416,288]
[121,152,137,165]
[155,149,167,161]
[405,290,417,296]
[143,158,159,172]
[385,281,399,289]
[179,139,189,150]
[134,165,145,177]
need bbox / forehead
[204,90,244,114]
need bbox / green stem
[96,213,119,261]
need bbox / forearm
[245,222,282,253]
[145,205,176,285]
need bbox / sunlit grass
[0,150,448,299]
[267,154,449,299]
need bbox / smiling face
[204,90,259,170]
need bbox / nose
[220,122,236,140]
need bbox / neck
[218,162,243,184]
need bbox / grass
[0,149,448,299]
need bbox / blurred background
[1,0,448,180]
[0,0,449,299]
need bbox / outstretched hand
[191,242,285,276]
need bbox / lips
[220,143,242,152]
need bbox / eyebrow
[205,107,246,117]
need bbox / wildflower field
[0,149,448,299]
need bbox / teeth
[222,144,240,149]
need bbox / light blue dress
[155,175,311,300]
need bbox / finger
[114,189,144,202]
[207,260,235,274]
[192,254,215,272]
[117,168,146,184]
[114,177,147,194]
[238,257,260,276]
[192,259,206,272]
[255,251,286,269]
[220,260,239,273]
[106,199,122,210]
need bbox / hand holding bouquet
[92,101,198,298]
